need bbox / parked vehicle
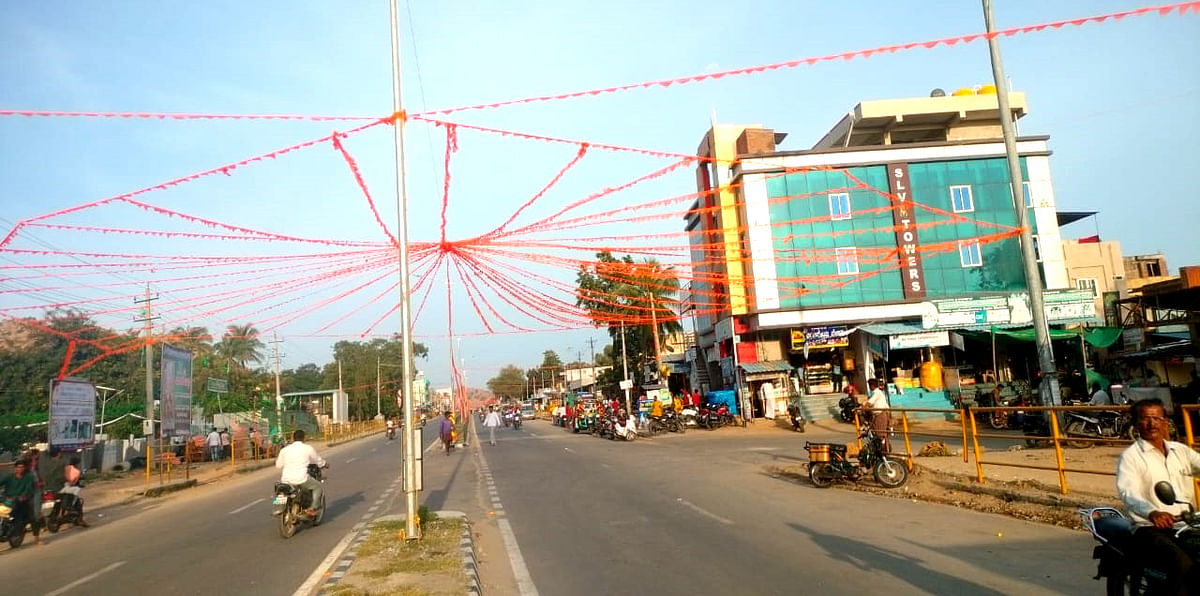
[520,404,536,420]
[837,395,857,423]
[680,403,698,427]
[0,499,26,547]
[44,487,86,533]
[272,463,327,539]
[786,404,807,433]
[1062,410,1126,448]
[1080,481,1200,595]
[612,413,638,441]
[806,422,907,488]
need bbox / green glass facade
[766,157,1038,310]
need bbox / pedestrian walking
[482,406,502,446]
[206,428,221,461]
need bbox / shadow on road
[421,444,469,512]
[786,522,1007,595]
[325,491,366,522]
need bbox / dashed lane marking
[46,561,126,596]
[677,497,734,525]
[228,498,264,515]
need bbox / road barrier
[876,404,1198,496]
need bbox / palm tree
[217,323,264,371]
[167,326,214,361]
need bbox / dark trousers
[13,499,39,537]
[1132,526,1199,595]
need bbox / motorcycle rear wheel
[46,507,61,533]
[809,463,835,488]
[279,503,298,539]
[675,420,685,434]
[873,458,909,488]
[312,494,326,526]
[1063,420,1094,449]
[989,411,1009,430]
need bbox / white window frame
[959,240,982,267]
[835,247,859,275]
[1075,277,1098,297]
[950,185,974,213]
[1009,181,1033,207]
[828,192,851,221]
[1031,234,1043,262]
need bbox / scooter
[272,463,328,539]
[0,499,27,547]
[613,414,638,441]
[1080,481,1200,594]
[786,404,807,433]
[680,403,699,427]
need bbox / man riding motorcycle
[1115,398,1200,593]
[275,430,327,516]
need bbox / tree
[487,365,527,401]
[576,252,682,386]
[540,350,563,369]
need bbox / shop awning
[859,321,928,337]
[738,360,794,375]
[956,326,1124,348]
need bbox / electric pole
[586,337,597,394]
[133,284,159,437]
[982,0,1060,405]
[620,322,631,415]
[376,355,383,419]
[270,333,284,425]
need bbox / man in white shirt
[205,428,221,462]
[1088,382,1112,406]
[275,430,327,515]
[482,406,503,446]
[863,378,891,451]
[1116,398,1200,593]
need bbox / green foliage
[486,365,527,401]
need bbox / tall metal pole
[620,322,631,415]
[389,0,420,540]
[273,332,282,422]
[982,0,1060,406]
[376,355,382,419]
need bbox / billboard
[49,379,96,449]
[160,344,194,437]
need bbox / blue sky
[1,1,1197,388]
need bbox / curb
[437,511,481,595]
[140,478,197,497]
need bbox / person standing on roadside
[482,406,502,446]
[863,378,891,452]
[1089,382,1113,406]
[439,411,455,455]
[206,428,221,462]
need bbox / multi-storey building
[686,89,1098,420]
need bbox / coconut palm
[217,324,264,371]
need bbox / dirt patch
[767,459,1121,530]
[327,515,467,596]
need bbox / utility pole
[389,0,421,540]
[133,284,159,437]
[376,355,382,419]
[620,322,631,415]
[270,333,284,426]
[648,291,662,383]
[982,0,1060,406]
[586,337,597,394]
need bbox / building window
[835,247,859,275]
[959,240,982,267]
[950,185,974,213]
[828,193,851,221]
[1032,234,1043,262]
[1076,277,1098,297]
[1009,181,1033,207]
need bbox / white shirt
[483,412,502,428]
[275,441,326,485]
[866,388,890,410]
[1088,389,1112,406]
[206,431,221,447]
[1116,438,1200,525]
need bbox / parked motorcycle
[806,422,908,488]
[680,403,698,427]
[1081,481,1200,594]
[786,404,807,433]
[612,414,638,441]
[1062,410,1125,448]
[0,499,26,547]
[272,463,327,539]
[837,395,857,423]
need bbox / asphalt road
[480,419,1097,595]
[0,427,435,595]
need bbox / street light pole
[620,322,631,415]
[388,0,420,541]
[982,0,1060,405]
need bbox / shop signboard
[804,325,850,349]
[789,329,804,351]
[48,378,96,449]
[889,330,950,350]
[921,290,1098,330]
[886,162,927,299]
[160,344,193,437]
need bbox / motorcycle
[786,404,807,433]
[0,499,27,548]
[272,463,327,539]
[1081,481,1200,595]
[680,403,699,427]
[1062,410,1126,449]
[806,422,908,488]
[511,413,523,430]
[837,395,857,423]
[44,487,86,533]
[612,415,638,441]
[386,425,397,440]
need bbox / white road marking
[45,561,126,596]
[229,498,265,515]
[473,424,539,596]
[371,448,378,453]
[677,498,734,525]
[424,437,441,454]
[345,457,357,464]
[563,447,574,453]
[528,432,540,438]
[293,529,360,596]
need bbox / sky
[1,1,1197,389]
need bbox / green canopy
[986,326,1123,348]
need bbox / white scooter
[680,403,699,427]
[613,413,639,441]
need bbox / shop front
[859,322,957,418]
[737,360,795,420]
